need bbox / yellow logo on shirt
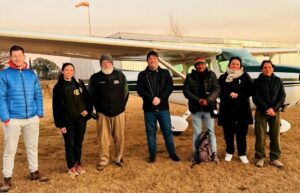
[74,89,80,95]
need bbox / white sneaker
[239,156,249,164]
[225,153,233,161]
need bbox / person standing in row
[52,63,93,178]
[218,57,253,164]
[253,60,286,168]
[137,50,180,163]
[183,57,220,163]
[89,54,129,171]
[0,45,48,192]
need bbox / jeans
[63,117,86,169]
[144,110,176,158]
[191,111,217,153]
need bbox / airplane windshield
[216,49,260,73]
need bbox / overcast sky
[1,0,300,43]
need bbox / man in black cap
[89,54,129,171]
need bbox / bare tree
[166,14,186,38]
[0,51,9,70]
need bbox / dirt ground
[0,84,299,193]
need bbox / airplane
[1,29,300,134]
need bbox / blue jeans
[144,110,176,157]
[192,111,217,153]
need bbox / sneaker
[270,160,284,168]
[239,156,249,164]
[148,156,156,163]
[255,159,265,168]
[0,177,13,192]
[68,167,79,178]
[30,170,49,182]
[225,153,233,162]
[169,154,180,162]
[96,164,106,171]
[116,158,124,167]
[75,164,86,174]
[212,152,220,164]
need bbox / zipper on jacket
[147,72,160,112]
[146,73,154,97]
[20,70,28,118]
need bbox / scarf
[225,67,244,82]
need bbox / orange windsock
[75,2,89,8]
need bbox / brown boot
[0,177,13,192]
[30,170,49,182]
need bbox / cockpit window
[216,49,259,73]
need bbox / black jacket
[253,73,286,114]
[52,77,93,128]
[218,72,253,126]
[137,67,173,111]
[183,69,220,114]
[89,70,129,117]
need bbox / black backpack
[192,131,212,167]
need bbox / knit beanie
[99,54,113,65]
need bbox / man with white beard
[89,54,129,171]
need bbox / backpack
[192,131,212,167]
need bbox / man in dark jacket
[89,54,129,171]
[137,50,180,163]
[183,57,220,163]
[253,60,286,168]
[0,45,48,192]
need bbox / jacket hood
[8,60,28,70]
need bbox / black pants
[223,121,248,156]
[63,117,87,169]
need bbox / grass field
[0,83,299,193]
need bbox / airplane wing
[0,29,221,64]
[246,48,300,56]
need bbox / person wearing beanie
[99,54,113,66]
[218,56,253,164]
[137,50,180,163]
[0,45,48,192]
[88,54,129,171]
[183,57,220,163]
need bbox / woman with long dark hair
[52,63,93,177]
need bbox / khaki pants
[97,112,125,166]
[255,110,281,160]
[2,116,40,178]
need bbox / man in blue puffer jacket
[0,45,48,192]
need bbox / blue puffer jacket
[0,67,43,122]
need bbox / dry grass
[0,83,300,193]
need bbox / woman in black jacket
[218,57,253,164]
[52,63,93,177]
